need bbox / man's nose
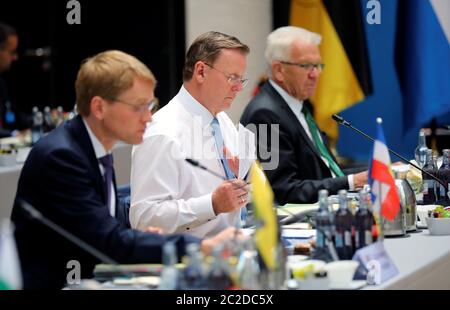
[232,82,244,92]
[144,110,153,122]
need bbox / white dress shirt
[130,86,241,238]
[269,80,354,190]
[82,118,116,217]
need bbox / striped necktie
[302,105,344,177]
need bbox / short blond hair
[75,50,156,116]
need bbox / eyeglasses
[279,61,325,72]
[204,62,249,88]
[113,97,159,114]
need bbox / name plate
[353,241,399,285]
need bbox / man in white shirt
[240,26,368,204]
[130,31,251,238]
[12,50,238,289]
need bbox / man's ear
[272,62,284,82]
[193,61,206,83]
[90,96,106,120]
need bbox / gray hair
[264,26,322,65]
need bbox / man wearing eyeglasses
[130,31,252,238]
[11,50,238,289]
[240,26,368,204]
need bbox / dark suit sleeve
[245,108,348,204]
[40,148,200,263]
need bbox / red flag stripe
[371,159,400,221]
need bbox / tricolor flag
[369,118,400,221]
[0,219,22,290]
[395,0,450,134]
[288,0,373,142]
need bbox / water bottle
[158,242,179,289]
[56,106,65,126]
[4,101,16,127]
[206,246,233,290]
[181,243,206,290]
[354,189,375,250]
[334,190,354,260]
[313,189,334,262]
[236,239,260,290]
[438,149,450,206]
[31,107,43,145]
[43,106,55,133]
[414,129,428,168]
[422,149,438,204]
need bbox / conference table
[279,204,450,290]
[0,143,133,220]
[2,141,449,290]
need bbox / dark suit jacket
[240,81,349,205]
[11,115,200,289]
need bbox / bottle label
[316,231,324,248]
[335,234,343,247]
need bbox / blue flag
[395,0,450,133]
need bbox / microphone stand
[19,199,119,265]
[332,114,446,188]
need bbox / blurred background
[1,0,449,163]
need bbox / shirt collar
[269,79,304,117]
[82,117,109,159]
[178,85,215,128]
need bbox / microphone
[277,205,318,225]
[185,158,315,228]
[332,114,446,188]
[185,158,228,181]
[18,199,118,265]
[185,158,250,188]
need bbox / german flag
[287,0,373,143]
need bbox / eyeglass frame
[278,61,325,72]
[203,62,249,88]
[112,97,159,114]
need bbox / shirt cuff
[348,174,355,191]
[188,193,216,224]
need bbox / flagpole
[376,118,384,241]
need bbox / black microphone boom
[185,158,228,181]
[18,199,118,265]
[332,114,446,187]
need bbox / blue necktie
[211,118,247,227]
[211,118,235,179]
[99,154,114,214]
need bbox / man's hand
[200,227,246,255]
[354,171,369,188]
[212,179,249,215]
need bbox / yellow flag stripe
[290,0,365,141]
[251,162,278,270]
